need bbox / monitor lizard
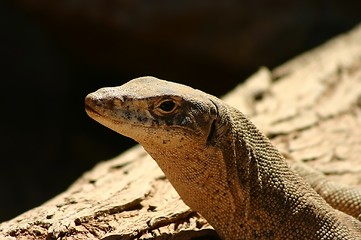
[85,76,361,239]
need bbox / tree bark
[2,23,361,240]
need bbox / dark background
[1,0,360,222]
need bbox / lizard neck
[142,137,246,239]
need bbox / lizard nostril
[113,98,123,108]
[85,93,97,106]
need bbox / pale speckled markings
[85,76,361,239]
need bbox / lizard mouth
[85,103,103,119]
[85,101,123,126]
[85,94,104,118]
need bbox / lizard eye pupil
[159,100,176,112]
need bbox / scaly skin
[85,76,361,239]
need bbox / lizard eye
[157,99,177,113]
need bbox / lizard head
[86,77,241,235]
[85,76,219,151]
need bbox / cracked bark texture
[1,24,361,240]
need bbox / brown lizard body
[85,76,361,239]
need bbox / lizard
[85,76,361,239]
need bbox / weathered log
[1,23,361,240]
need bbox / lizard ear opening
[206,119,217,145]
[206,97,219,145]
